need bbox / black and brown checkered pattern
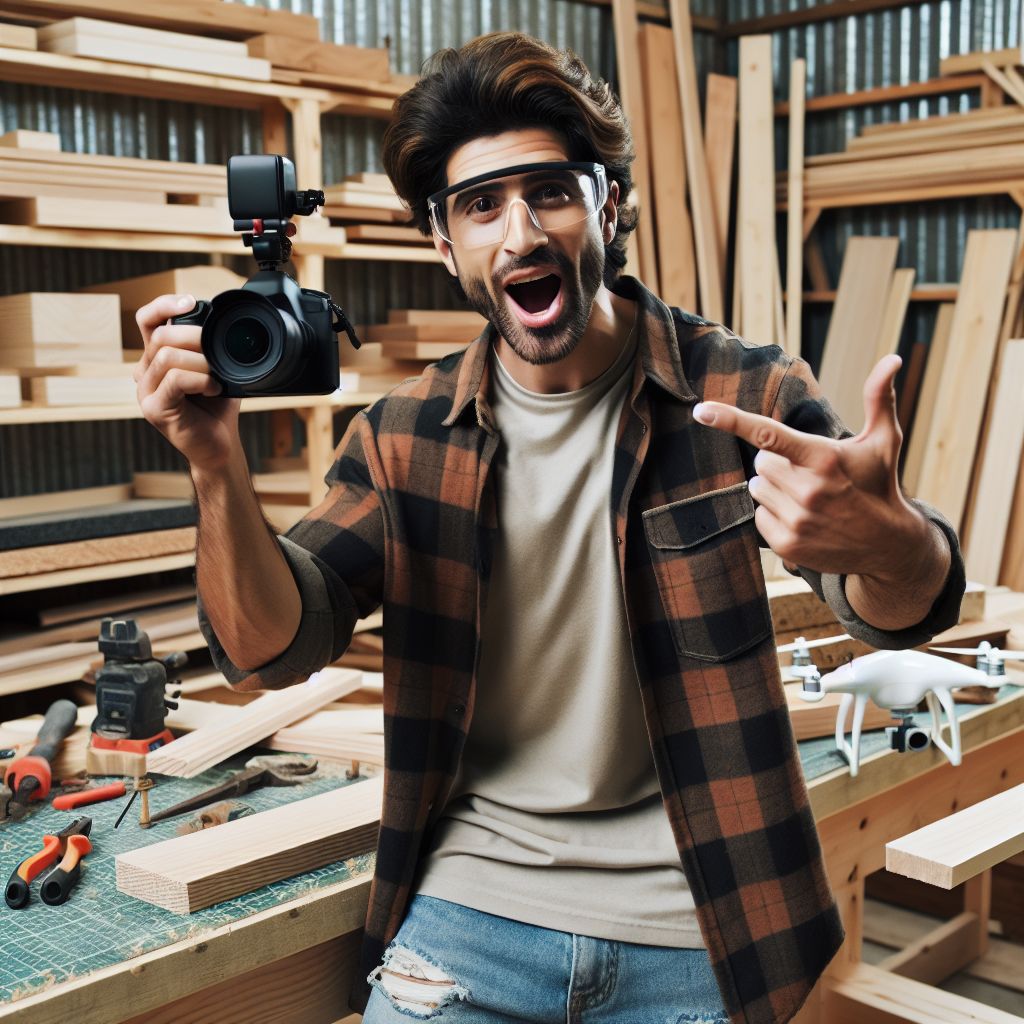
[198,276,964,1024]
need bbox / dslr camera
[172,154,359,397]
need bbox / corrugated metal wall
[0,0,1019,496]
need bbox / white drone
[779,635,1022,777]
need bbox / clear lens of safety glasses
[427,161,608,250]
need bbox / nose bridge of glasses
[502,195,546,243]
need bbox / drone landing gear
[835,688,962,777]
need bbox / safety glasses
[427,161,608,250]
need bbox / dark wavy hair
[381,32,637,286]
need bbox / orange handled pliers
[5,816,93,909]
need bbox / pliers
[5,816,93,908]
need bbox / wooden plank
[875,267,916,362]
[824,961,1024,1024]
[964,340,1024,584]
[786,59,806,358]
[3,195,235,235]
[37,583,195,628]
[0,290,120,348]
[386,309,485,327]
[902,302,954,494]
[737,35,776,345]
[897,340,927,431]
[611,0,658,287]
[703,73,737,292]
[877,911,985,985]
[0,551,195,597]
[146,668,364,778]
[668,0,722,321]
[27,375,135,405]
[0,0,321,42]
[374,340,471,361]
[775,74,992,118]
[37,16,249,56]
[639,23,696,310]
[981,60,1024,109]
[817,237,899,431]
[725,0,932,37]
[1001,449,1024,588]
[343,223,429,245]
[362,322,483,343]
[0,483,131,518]
[0,129,56,150]
[915,230,1017,528]
[0,23,36,49]
[886,783,1024,889]
[116,776,382,914]
[246,33,388,81]
[38,21,272,81]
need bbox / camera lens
[224,317,271,365]
[906,729,930,750]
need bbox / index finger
[135,293,197,349]
[692,401,827,467]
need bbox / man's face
[432,128,617,366]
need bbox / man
[134,32,964,1024]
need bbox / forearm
[191,443,302,671]
[845,510,952,632]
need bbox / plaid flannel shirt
[198,276,965,1024]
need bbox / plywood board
[639,23,696,310]
[0,291,120,348]
[668,0,722,321]
[116,776,382,914]
[817,237,900,432]
[0,483,131,519]
[964,339,1024,583]
[703,73,737,290]
[887,783,1024,888]
[902,302,954,494]
[738,36,776,345]
[916,229,1017,528]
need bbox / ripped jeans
[364,894,729,1024]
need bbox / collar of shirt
[441,275,700,432]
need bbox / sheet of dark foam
[0,499,197,551]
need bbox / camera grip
[170,299,211,327]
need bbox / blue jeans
[363,894,729,1024]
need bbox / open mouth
[504,272,563,328]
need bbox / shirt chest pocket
[642,482,772,662]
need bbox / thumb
[859,353,902,443]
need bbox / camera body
[172,154,358,398]
[886,717,932,754]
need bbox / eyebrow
[450,169,576,214]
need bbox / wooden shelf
[0,44,340,110]
[805,285,959,303]
[0,391,384,426]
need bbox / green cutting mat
[0,749,376,1005]
[797,682,1023,781]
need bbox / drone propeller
[930,645,1024,661]
[777,633,852,654]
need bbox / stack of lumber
[79,264,246,348]
[359,309,487,362]
[0,23,36,49]
[321,173,428,252]
[37,17,271,79]
[0,289,137,406]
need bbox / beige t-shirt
[414,324,704,947]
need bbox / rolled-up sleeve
[763,354,966,649]
[196,409,386,690]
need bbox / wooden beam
[737,35,776,345]
[774,73,990,117]
[785,59,806,358]
[964,339,1024,583]
[668,0,723,321]
[915,229,1017,528]
[877,911,985,985]
[725,0,930,37]
[704,72,737,291]
[612,0,659,288]
[639,23,696,309]
[116,776,383,914]
[145,668,364,778]
[941,46,1024,78]
[981,60,1024,109]
[886,783,1024,889]
[875,267,916,362]
[817,237,899,432]
[824,961,1024,1023]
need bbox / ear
[601,180,620,245]
[431,229,458,277]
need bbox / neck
[495,284,636,393]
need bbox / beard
[455,230,605,366]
